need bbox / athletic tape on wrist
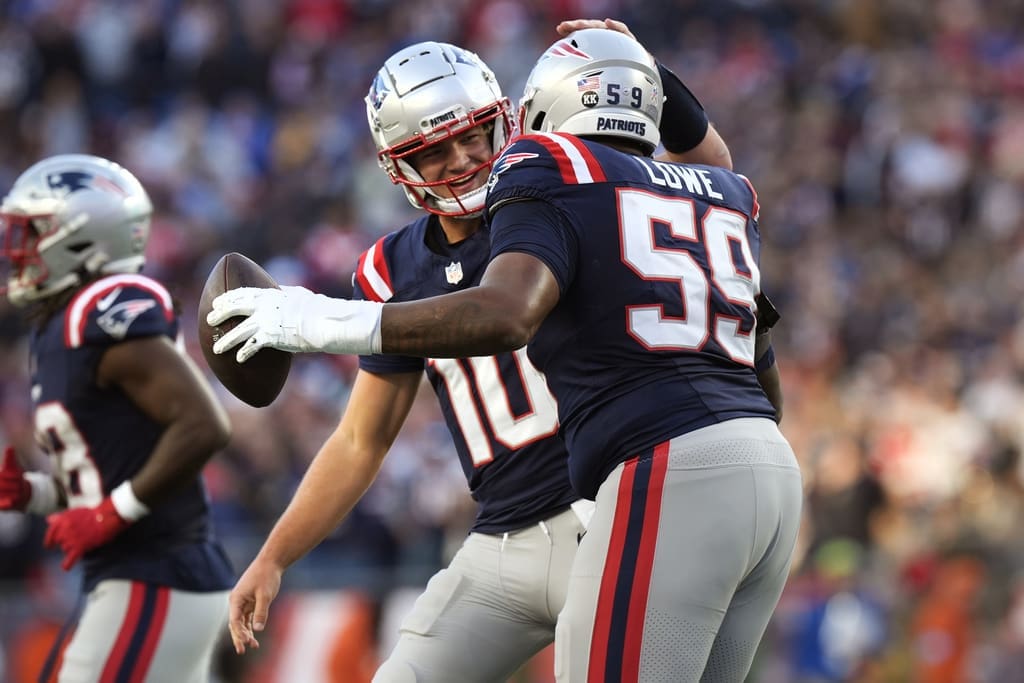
[110,480,150,522]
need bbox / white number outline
[617,187,759,364]
[35,401,104,507]
[429,348,559,467]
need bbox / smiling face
[366,42,514,218]
[407,123,494,201]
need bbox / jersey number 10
[431,348,559,467]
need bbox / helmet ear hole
[530,111,546,132]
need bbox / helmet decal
[368,73,390,111]
[545,40,592,60]
[46,171,127,197]
[0,154,152,306]
[519,29,662,155]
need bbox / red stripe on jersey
[522,133,605,185]
[353,251,375,301]
[100,582,146,683]
[354,236,392,302]
[127,586,170,683]
[621,442,669,682]
[64,274,174,348]
[523,134,578,185]
[562,134,607,183]
[588,458,638,681]
[738,174,760,221]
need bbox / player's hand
[557,18,637,41]
[228,557,284,654]
[208,286,383,362]
[44,497,130,570]
[0,447,31,511]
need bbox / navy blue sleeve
[489,199,577,295]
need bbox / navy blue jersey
[30,274,232,592]
[353,215,578,533]
[486,133,776,499]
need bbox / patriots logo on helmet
[96,299,157,339]
[46,171,127,197]
[369,74,390,110]
[543,40,592,60]
[450,47,479,68]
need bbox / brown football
[197,252,292,407]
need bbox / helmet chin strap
[427,184,487,217]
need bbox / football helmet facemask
[0,154,152,306]
[519,29,663,155]
[366,41,514,218]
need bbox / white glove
[207,285,384,363]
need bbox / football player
[211,27,799,682]
[0,155,234,683]
[223,22,737,683]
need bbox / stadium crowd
[2,0,1024,681]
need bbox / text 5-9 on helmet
[0,154,153,306]
[365,41,514,218]
[519,28,663,155]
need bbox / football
[197,252,292,407]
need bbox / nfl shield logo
[445,261,463,285]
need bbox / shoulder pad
[64,274,176,348]
[489,134,607,194]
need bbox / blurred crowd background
[1,0,1024,681]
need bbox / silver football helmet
[0,154,152,306]
[366,41,514,217]
[519,29,662,154]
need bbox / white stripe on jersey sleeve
[66,274,173,348]
[359,241,394,301]
[539,132,596,184]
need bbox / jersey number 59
[619,188,759,365]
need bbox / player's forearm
[381,289,532,358]
[130,416,230,504]
[256,439,386,570]
[659,125,733,169]
[754,331,783,422]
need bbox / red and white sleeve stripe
[64,274,174,349]
[353,237,394,303]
